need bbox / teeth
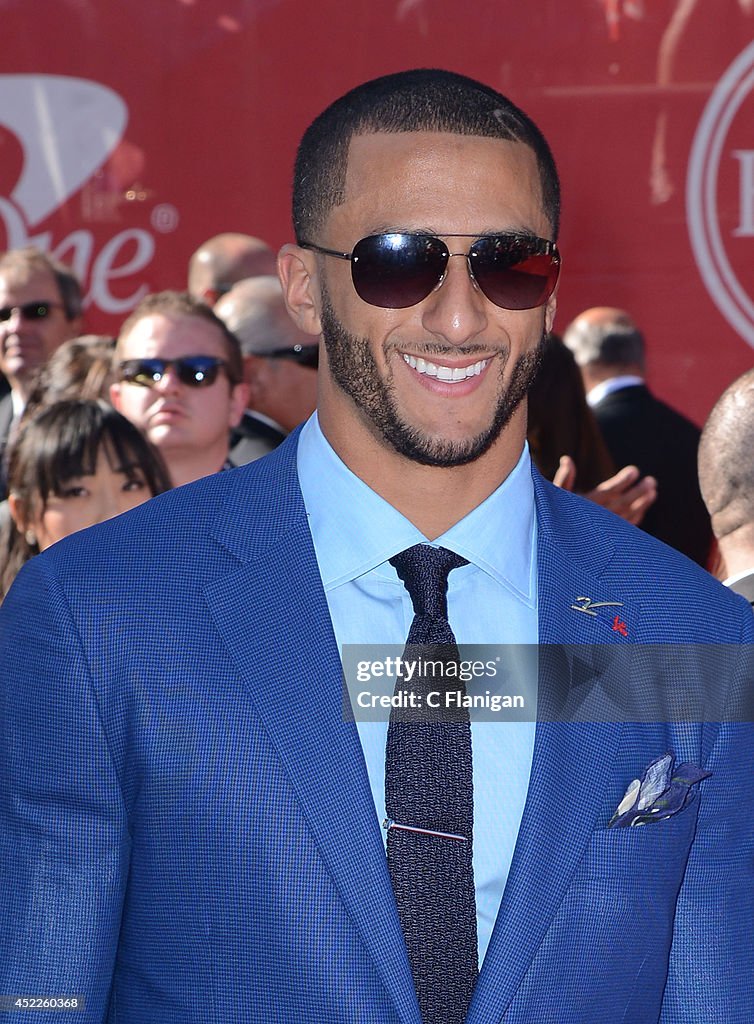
[402,354,489,382]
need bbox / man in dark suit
[0,248,83,488]
[699,367,754,606]
[563,306,712,566]
[214,275,318,465]
[1,70,753,1024]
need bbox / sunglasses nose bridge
[151,363,182,392]
[439,250,482,296]
[420,250,489,344]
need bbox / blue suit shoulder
[533,470,753,638]
[20,436,304,599]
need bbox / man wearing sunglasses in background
[1,70,753,1024]
[0,247,83,493]
[215,275,319,464]
[110,290,249,486]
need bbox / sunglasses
[118,356,233,388]
[266,343,319,369]
[0,300,65,322]
[300,232,561,311]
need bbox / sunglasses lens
[470,237,560,310]
[175,358,221,386]
[351,234,447,309]
[120,360,165,386]
[0,302,53,322]
[298,348,319,368]
[119,358,224,387]
[24,302,52,320]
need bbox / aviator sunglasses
[118,356,233,388]
[0,301,65,322]
[299,232,561,311]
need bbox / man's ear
[228,380,250,428]
[277,244,322,338]
[243,354,268,406]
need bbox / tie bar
[382,817,468,842]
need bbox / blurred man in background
[188,232,277,305]
[0,248,83,466]
[563,305,711,565]
[698,366,754,605]
[215,275,318,463]
[111,291,248,486]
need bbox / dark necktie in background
[385,544,478,1024]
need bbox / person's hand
[552,454,577,491]
[554,456,657,526]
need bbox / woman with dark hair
[1,399,171,598]
[528,334,657,524]
[528,332,616,490]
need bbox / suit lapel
[470,475,639,1022]
[203,440,420,1024]
[201,446,645,1023]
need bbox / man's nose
[152,367,182,395]
[101,491,123,522]
[1,308,23,334]
[419,253,489,347]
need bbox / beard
[319,288,546,468]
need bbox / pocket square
[608,752,711,828]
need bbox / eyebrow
[364,225,544,238]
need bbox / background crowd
[0,236,752,605]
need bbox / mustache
[386,341,507,359]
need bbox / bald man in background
[698,367,754,605]
[187,233,277,305]
[215,275,318,465]
[563,306,711,565]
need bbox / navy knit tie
[385,544,478,1024]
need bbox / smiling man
[1,70,752,1024]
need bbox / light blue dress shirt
[297,413,538,965]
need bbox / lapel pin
[571,596,629,637]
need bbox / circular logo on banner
[687,40,754,351]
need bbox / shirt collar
[723,567,754,588]
[586,375,645,407]
[10,389,25,420]
[296,413,536,603]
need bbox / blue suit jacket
[1,433,753,1023]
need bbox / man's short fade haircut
[116,290,243,384]
[293,68,561,244]
[0,246,83,320]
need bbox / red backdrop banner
[2,0,753,420]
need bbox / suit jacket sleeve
[0,557,129,1022]
[660,617,754,1023]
